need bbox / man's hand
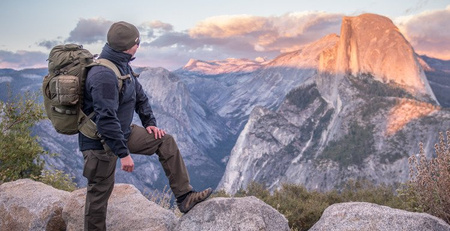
[120,154,134,172]
[146,126,166,139]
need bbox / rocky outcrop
[63,183,177,231]
[310,202,450,231]
[2,180,450,231]
[175,196,290,231]
[0,179,69,231]
[0,180,290,230]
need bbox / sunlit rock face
[335,14,436,101]
[218,13,450,194]
[386,100,438,136]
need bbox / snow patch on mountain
[0,76,12,83]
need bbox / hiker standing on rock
[79,21,212,231]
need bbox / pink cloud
[188,12,343,53]
[397,5,450,60]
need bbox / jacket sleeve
[134,78,157,128]
[87,66,129,158]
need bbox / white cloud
[66,18,112,44]
[396,5,450,60]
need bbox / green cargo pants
[82,124,193,231]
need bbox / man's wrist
[118,152,129,158]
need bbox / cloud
[137,12,342,69]
[188,12,343,52]
[66,18,113,44]
[189,15,267,38]
[397,5,450,60]
[137,20,174,39]
[147,20,173,31]
[0,13,344,70]
[36,18,112,49]
[0,50,47,69]
[37,39,62,50]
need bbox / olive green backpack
[42,44,130,139]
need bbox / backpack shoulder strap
[91,58,131,91]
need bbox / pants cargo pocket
[96,154,116,179]
[83,152,99,180]
[83,150,117,180]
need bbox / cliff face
[333,14,436,101]
[218,13,450,194]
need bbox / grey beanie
[107,21,140,51]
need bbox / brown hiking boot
[177,188,212,213]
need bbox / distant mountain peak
[268,33,340,69]
[182,58,267,75]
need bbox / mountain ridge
[217,13,450,194]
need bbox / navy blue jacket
[78,44,156,158]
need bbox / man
[79,21,212,230]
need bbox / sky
[0,0,449,70]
